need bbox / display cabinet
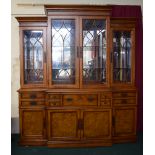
[17,5,137,147]
[110,18,135,87]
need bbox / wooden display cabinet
[17,5,137,147]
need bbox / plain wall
[11,0,143,133]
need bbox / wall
[11,0,143,133]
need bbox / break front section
[17,5,137,147]
[48,16,110,88]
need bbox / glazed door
[20,27,47,88]
[20,109,45,139]
[111,28,135,86]
[49,17,79,88]
[80,17,110,88]
[82,109,112,139]
[47,109,80,140]
[113,107,137,136]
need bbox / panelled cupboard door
[47,109,80,140]
[80,16,110,88]
[20,27,47,88]
[113,107,137,136]
[20,109,45,139]
[48,17,80,88]
[82,109,112,139]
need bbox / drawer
[49,101,61,106]
[100,99,111,106]
[21,92,45,99]
[48,94,61,100]
[113,99,136,105]
[101,93,112,99]
[63,94,98,106]
[112,92,136,98]
[21,101,44,106]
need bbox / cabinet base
[113,135,137,143]
[19,137,137,147]
[47,140,112,148]
[19,139,47,146]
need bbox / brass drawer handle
[30,94,36,99]
[87,97,95,102]
[66,98,73,102]
[51,102,57,106]
[50,102,60,106]
[30,101,37,106]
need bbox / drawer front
[48,94,61,100]
[113,92,136,98]
[113,99,136,105]
[101,93,112,99]
[49,101,61,106]
[63,94,98,106]
[21,93,45,99]
[21,101,44,106]
[100,99,111,106]
[47,94,62,106]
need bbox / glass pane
[113,31,131,83]
[82,19,106,84]
[23,30,44,84]
[51,19,76,84]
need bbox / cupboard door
[111,28,135,86]
[113,107,137,136]
[81,17,109,87]
[20,109,45,139]
[82,109,111,139]
[21,27,47,87]
[48,109,80,140]
[49,17,79,88]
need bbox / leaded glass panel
[113,31,131,83]
[23,30,44,84]
[51,19,76,84]
[82,19,106,84]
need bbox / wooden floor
[11,133,143,155]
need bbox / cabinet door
[20,109,45,139]
[113,107,137,136]
[48,109,80,140]
[49,17,79,88]
[111,27,135,86]
[20,27,47,87]
[82,109,112,139]
[80,17,110,88]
